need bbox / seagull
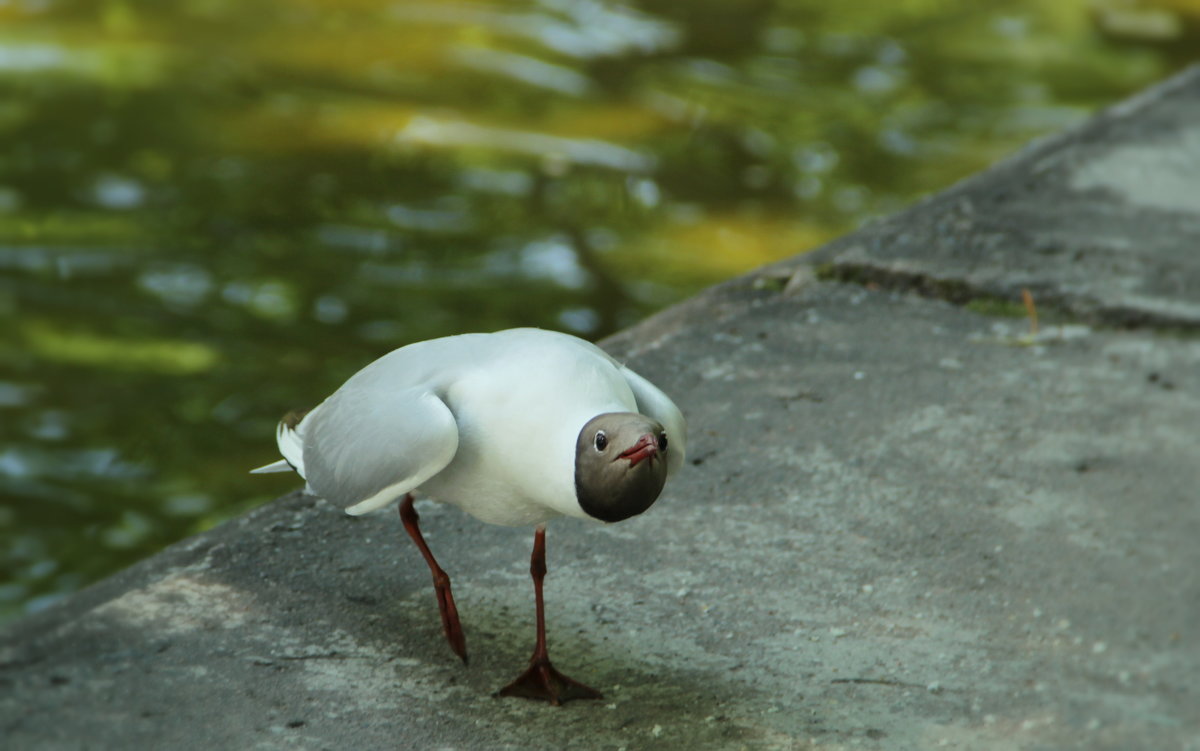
[251,328,686,705]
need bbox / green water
[0,0,1195,622]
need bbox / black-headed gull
[252,328,686,704]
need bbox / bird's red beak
[616,433,659,467]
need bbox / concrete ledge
[775,64,1200,330]
[3,67,1199,750]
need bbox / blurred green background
[1,0,1197,623]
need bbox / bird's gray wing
[618,365,687,477]
[301,386,459,515]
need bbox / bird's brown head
[574,412,670,523]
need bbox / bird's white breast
[418,334,636,526]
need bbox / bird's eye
[657,432,668,451]
[594,431,608,451]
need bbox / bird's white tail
[249,406,317,477]
[249,459,292,474]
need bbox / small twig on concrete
[1022,288,1039,336]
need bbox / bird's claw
[496,655,603,706]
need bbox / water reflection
[0,0,1196,622]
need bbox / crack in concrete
[804,261,1200,333]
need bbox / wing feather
[302,387,459,514]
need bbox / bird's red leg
[398,494,468,664]
[497,524,603,705]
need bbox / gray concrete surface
[3,67,1199,750]
[781,64,1200,331]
